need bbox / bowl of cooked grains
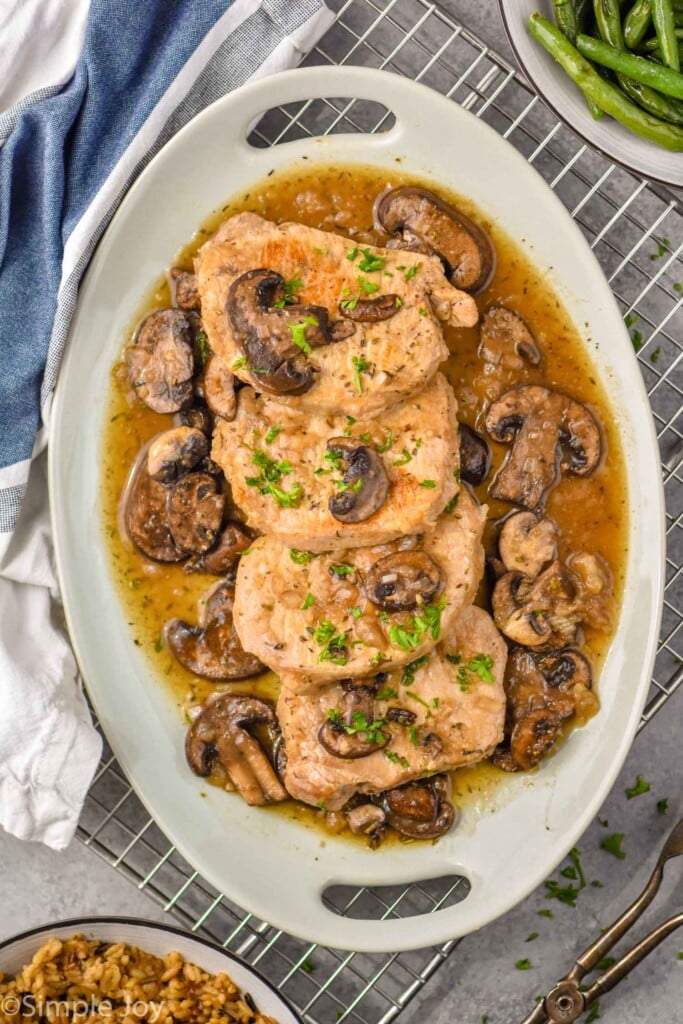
[0,919,301,1024]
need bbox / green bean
[594,0,625,44]
[623,0,653,47]
[642,27,683,44]
[619,74,683,121]
[577,32,683,93]
[652,0,680,68]
[554,0,579,40]
[528,15,683,147]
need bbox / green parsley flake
[288,316,318,355]
[515,959,532,971]
[601,833,626,859]
[392,450,413,467]
[265,423,282,444]
[231,356,248,370]
[330,563,355,578]
[357,275,380,295]
[401,655,430,686]
[313,247,328,255]
[419,307,428,316]
[376,430,393,453]
[301,593,316,611]
[315,621,348,665]
[651,347,661,364]
[526,933,539,942]
[545,880,580,907]
[195,330,210,365]
[649,237,669,260]
[597,957,616,971]
[632,330,643,353]
[290,548,315,564]
[385,750,410,769]
[351,355,373,395]
[586,1001,601,1022]
[388,598,446,651]
[346,247,360,261]
[348,606,363,620]
[657,798,669,815]
[245,451,303,508]
[404,263,421,281]
[626,775,651,799]
[357,248,386,273]
[328,708,386,743]
[405,690,431,712]
[274,276,303,308]
[376,686,398,700]
[419,479,437,488]
[538,909,554,919]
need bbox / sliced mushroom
[537,648,592,692]
[459,423,491,486]
[382,775,456,839]
[479,307,541,369]
[227,269,342,396]
[327,437,390,524]
[375,186,494,294]
[185,521,252,576]
[339,294,400,322]
[167,473,224,554]
[203,353,237,421]
[492,561,579,649]
[177,403,213,436]
[319,684,389,758]
[509,709,563,771]
[185,693,286,805]
[126,308,194,413]
[166,579,263,680]
[169,267,200,312]
[498,511,558,577]
[147,426,208,483]
[486,385,602,509]
[345,804,387,837]
[122,451,184,563]
[364,550,442,611]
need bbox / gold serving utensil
[520,818,683,1024]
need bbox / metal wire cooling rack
[77,2,683,1022]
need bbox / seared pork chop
[278,606,507,810]
[233,490,486,684]
[196,213,478,418]
[212,373,459,552]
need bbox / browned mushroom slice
[185,521,252,576]
[375,186,495,294]
[176,403,213,436]
[509,709,563,771]
[345,803,387,839]
[169,267,201,311]
[327,437,389,524]
[319,684,389,758]
[227,269,341,396]
[166,472,224,555]
[382,775,456,839]
[479,307,541,369]
[486,385,602,509]
[364,550,442,611]
[167,579,263,680]
[459,423,491,486]
[203,353,237,421]
[497,510,558,577]
[492,561,578,649]
[185,693,286,805]
[123,453,184,563]
[537,648,592,692]
[147,426,208,484]
[339,294,400,322]
[126,308,194,413]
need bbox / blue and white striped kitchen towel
[0,0,333,850]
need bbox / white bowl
[499,0,683,188]
[0,918,300,1023]
[49,65,665,952]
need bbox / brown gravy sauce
[101,163,628,844]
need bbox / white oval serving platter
[49,65,665,953]
[0,918,300,1023]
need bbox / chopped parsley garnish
[657,798,669,815]
[385,750,410,769]
[401,655,430,686]
[357,248,386,273]
[674,282,682,293]
[388,597,446,651]
[330,563,355,578]
[515,959,532,971]
[340,295,359,311]
[632,330,644,353]
[301,959,315,974]
[288,315,319,355]
[419,307,428,316]
[322,448,345,473]
[526,933,539,942]
[357,275,380,295]
[419,479,437,488]
[597,957,616,971]
[370,651,387,667]
[586,1001,601,1022]
[377,430,393,453]
[651,347,661,364]
[601,833,626,859]
[538,909,553,919]
[153,635,163,653]
[274,275,303,308]
[343,415,357,437]
[315,620,348,665]
[445,494,459,514]
[313,247,328,255]
[376,686,398,700]
[408,725,419,745]
[301,592,316,610]
[336,477,363,494]
[348,606,363,620]
[624,312,639,328]
[346,246,360,261]
[290,548,315,564]
[245,451,302,508]
[351,355,373,395]
[649,236,669,260]
[545,880,580,907]
[626,775,651,799]
[265,423,282,444]
[328,708,386,742]
[196,330,210,365]
[446,652,495,691]
[404,263,421,281]
[231,356,248,370]
[405,690,431,712]
[392,449,413,467]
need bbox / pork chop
[233,490,486,684]
[212,373,459,553]
[277,606,507,810]
[196,212,478,418]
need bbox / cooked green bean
[652,0,681,68]
[619,73,683,121]
[528,14,683,147]
[594,0,625,45]
[624,0,653,47]
[642,27,683,44]
[554,0,579,40]
[577,32,683,94]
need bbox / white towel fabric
[0,0,333,851]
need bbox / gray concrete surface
[0,3,680,1023]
